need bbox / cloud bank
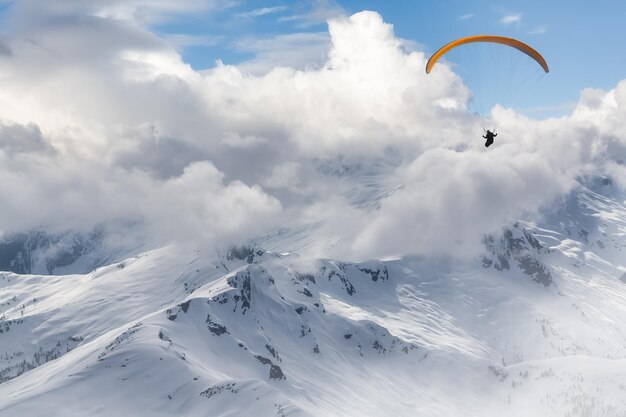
[0,3,624,260]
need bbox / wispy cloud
[458,13,475,20]
[520,101,577,116]
[92,0,236,25]
[163,33,221,49]
[237,6,288,19]
[233,32,329,74]
[500,13,522,25]
[528,25,548,35]
[279,0,345,28]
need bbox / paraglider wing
[425,35,549,74]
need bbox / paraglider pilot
[483,130,497,147]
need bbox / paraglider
[425,35,549,75]
[425,35,549,146]
[482,129,497,147]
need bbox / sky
[0,0,624,261]
[147,0,626,117]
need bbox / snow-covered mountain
[0,223,146,276]
[0,177,625,417]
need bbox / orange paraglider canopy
[425,35,549,74]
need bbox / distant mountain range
[0,176,625,417]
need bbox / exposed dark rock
[98,323,142,360]
[358,265,389,282]
[518,255,552,287]
[255,355,272,365]
[269,364,286,380]
[372,340,386,354]
[166,309,177,321]
[523,229,543,250]
[226,246,255,264]
[227,270,252,313]
[265,344,279,360]
[157,330,170,342]
[299,325,310,338]
[295,272,316,284]
[179,300,191,314]
[495,254,510,271]
[254,355,286,380]
[321,266,355,296]
[483,225,552,286]
[200,382,239,398]
[206,314,229,336]
[298,288,313,298]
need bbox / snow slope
[1,179,626,417]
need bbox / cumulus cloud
[0,122,54,156]
[0,3,624,260]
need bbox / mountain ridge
[0,178,625,416]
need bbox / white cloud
[9,0,227,26]
[232,32,330,74]
[279,0,346,28]
[0,122,54,156]
[263,162,302,190]
[529,25,548,35]
[0,5,624,260]
[459,13,475,20]
[94,0,242,24]
[237,6,288,19]
[500,13,522,25]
